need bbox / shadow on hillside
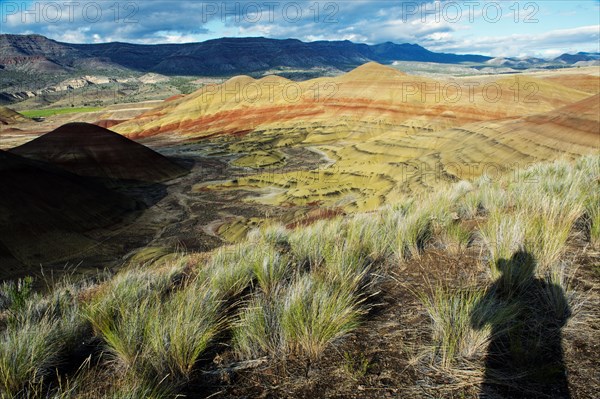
[471,251,572,398]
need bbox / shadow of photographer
[471,251,572,398]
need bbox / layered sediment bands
[116,63,591,139]
[539,74,600,94]
[116,62,599,210]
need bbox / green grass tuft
[420,285,518,368]
[281,275,364,361]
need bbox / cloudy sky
[1,0,599,57]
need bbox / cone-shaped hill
[10,122,188,183]
[336,61,408,81]
[0,150,139,275]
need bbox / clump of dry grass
[479,211,526,277]
[145,283,224,381]
[232,293,284,359]
[233,278,365,363]
[233,251,370,363]
[280,275,364,361]
[248,243,292,296]
[248,222,290,247]
[85,278,224,391]
[205,243,255,298]
[0,314,62,395]
[438,221,472,254]
[0,278,90,398]
[344,212,394,261]
[581,187,600,247]
[419,282,521,368]
[287,218,346,267]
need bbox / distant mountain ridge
[1,34,595,77]
[553,51,600,66]
[0,34,491,76]
[554,51,600,64]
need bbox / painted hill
[10,122,188,183]
[0,106,29,125]
[539,71,600,95]
[521,93,600,137]
[115,63,598,211]
[0,34,490,76]
[0,150,138,274]
[115,62,592,140]
[411,92,600,185]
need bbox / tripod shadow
[471,251,572,398]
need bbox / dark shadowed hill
[10,122,188,183]
[0,150,139,275]
[0,34,491,76]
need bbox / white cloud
[431,25,600,57]
[426,32,451,41]
[541,49,565,57]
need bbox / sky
[1,0,599,58]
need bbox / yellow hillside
[115,63,599,212]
